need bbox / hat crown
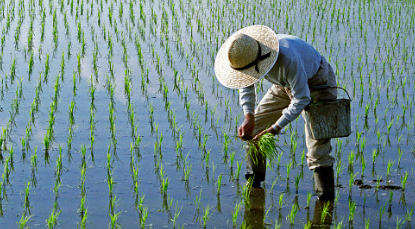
[227,33,259,69]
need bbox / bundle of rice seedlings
[247,133,281,165]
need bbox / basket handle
[309,85,351,101]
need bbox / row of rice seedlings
[106,77,117,155]
[106,146,122,228]
[21,74,42,156]
[43,72,62,161]
[88,75,96,161]
[78,145,88,228]
[123,67,141,155]
[47,146,63,228]
[159,163,169,197]
[129,144,140,211]
[66,72,77,157]
[17,181,32,227]
[1,146,13,203]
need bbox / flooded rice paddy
[0,0,415,228]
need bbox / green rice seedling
[216,174,223,195]
[109,201,122,229]
[348,151,354,171]
[306,192,312,209]
[286,202,298,225]
[372,149,378,165]
[2,155,11,186]
[28,51,34,76]
[401,171,409,190]
[397,147,403,168]
[387,119,394,136]
[77,53,81,74]
[8,146,14,171]
[194,189,202,214]
[183,162,191,181]
[79,190,88,228]
[229,151,236,169]
[386,160,394,181]
[44,53,50,81]
[18,213,32,229]
[30,147,37,187]
[20,137,27,159]
[46,206,61,229]
[361,157,366,178]
[231,201,242,227]
[278,193,284,210]
[406,204,414,222]
[204,150,210,168]
[161,176,169,195]
[349,200,356,223]
[286,162,292,181]
[334,220,343,229]
[222,132,230,156]
[379,202,387,225]
[138,194,145,215]
[140,206,149,228]
[303,221,311,229]
[274,219,282,229]
[69,101,75,126]
[270,176,278,193]
[171,201,182,228]
[320,201,331,224]
[300,149,306,166]
[365,217,370,229]
[235,161,242,180]
[388,191,394,211]
[55,146,63,186]
[294,172,301,194]
[10,58,16,83]
[242,178,253,207]
[202,204,211,228]
[60,51,65,79]
[23,181,31,215]
[81,32,86,56]
[335,159,343,182]
[396,216,405,229]
[211,161,217,179]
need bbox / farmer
[214,25,337,201]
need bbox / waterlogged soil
[0,0,415,228]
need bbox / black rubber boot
[313,166,335,201]
[245,147,266,188]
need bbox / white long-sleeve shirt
[239,34,322,129]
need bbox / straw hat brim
[214,25,279,89]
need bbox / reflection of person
[243,188,265,229]
[214,25,335,201]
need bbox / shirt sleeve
[275,60,311,129]
[239,84,256,115]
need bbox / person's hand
[253,124,281,141]
[238,113,255,140]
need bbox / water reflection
[311,200,333,228]
[244,188,265,229]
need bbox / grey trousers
[246,57,337,181]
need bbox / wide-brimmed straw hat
[214,25,279,89]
